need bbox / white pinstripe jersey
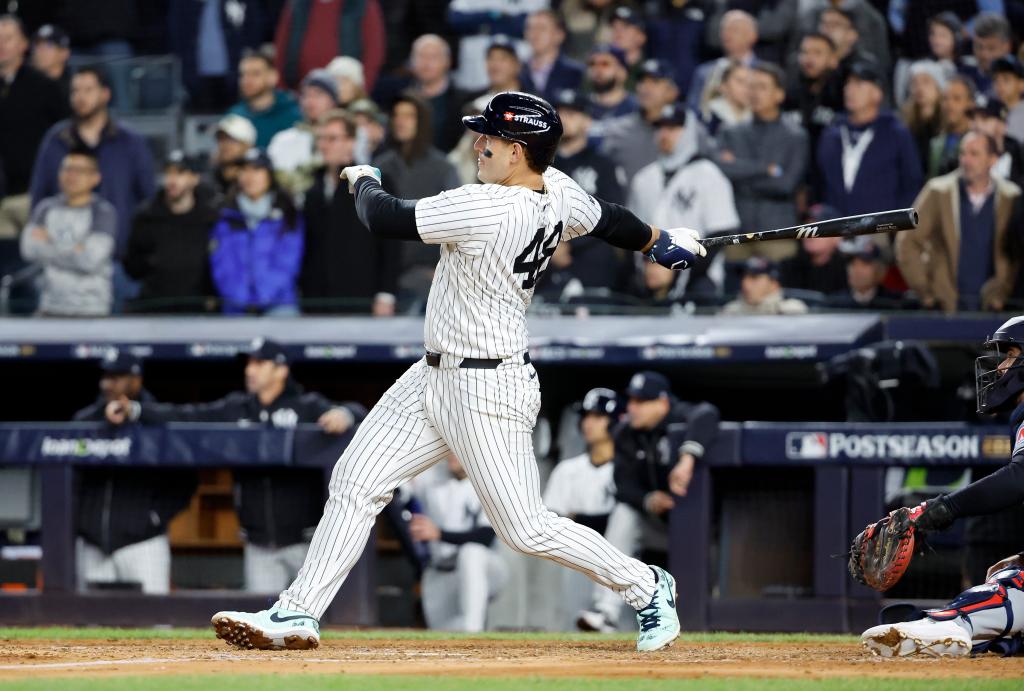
[414,167,603,358]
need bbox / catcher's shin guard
[926,566,1024,655]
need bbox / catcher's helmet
[462,91,562,170]
[976,315,1024,414]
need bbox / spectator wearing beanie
[900,60,946,175]
[325,56,366,107]
[268,68,339,200]
[124,152,221,313]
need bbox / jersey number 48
[513,222,563,290]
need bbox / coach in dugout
[577,371,720,632]
[104,338,367,593]
[72,350,197,594]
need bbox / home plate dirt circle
[0,638,1022,680]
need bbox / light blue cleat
[635,566,680,652]
[212,606,320,650]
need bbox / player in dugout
[103,338,367,593]
[72,350,197,594]
[857,316,1024,657]
[543,387,623,626]
[576,371,720,632]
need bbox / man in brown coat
[897,131,1020,312]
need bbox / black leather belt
[425,351,531,369]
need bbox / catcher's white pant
[422,542,508,631]
[244,542,310,593]
[76,534,170,594]
[277,356,657,619]
[927,566,1024,649]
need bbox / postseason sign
[740,424,1011,466]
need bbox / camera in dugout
[101,339,367,593]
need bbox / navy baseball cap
[34,24,70,49]
[652,103,687,128]
[625,371,671,401]
[638,59,676,84]
[164,149,202,173]
[487,34,520,60]
[847,60,884,89]
[240,147,273,171]
[971,95,1009,121]
[247,338,289,364]
[101,350,143,376]
[992,55,1024,78]
[741,256,780,280]
[579,387,621,416]
[589,44,629,71]
[611,6,645,30]
[840,236,882,262]
[552,88,587,112]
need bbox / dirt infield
[0,637,1022,681]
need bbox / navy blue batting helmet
[976,315,1024,414]
[462,91,562,170]
[580,387,622,418]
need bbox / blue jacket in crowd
[209,199,304,314]
[816,110,923,217]
[30,119,156,258]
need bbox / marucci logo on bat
[795,225,819,238]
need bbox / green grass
[0,677,1020,691]
[0,627,857,644]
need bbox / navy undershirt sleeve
[590,198,654,251]
[944,456,1024,517]
[353,177,421,241]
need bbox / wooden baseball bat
[697,208,918,249]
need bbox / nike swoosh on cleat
[269,612,313,624]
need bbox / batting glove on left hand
[646,226,705,271]
[340,165,382,193]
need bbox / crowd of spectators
[3,2,1024,315]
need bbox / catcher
[852,315,1024,658]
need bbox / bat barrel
[697,208,918,249]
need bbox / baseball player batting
[212,91,704,653]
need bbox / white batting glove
[646,226,706,271]
[340,165,382,193]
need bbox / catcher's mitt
[848,505,923,591]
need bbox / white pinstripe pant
[277,356,657,619]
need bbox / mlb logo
[1015,426,1024,454]
[503,111,515,121]
[786,432,828,459]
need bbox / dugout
[0,312,1017,631]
